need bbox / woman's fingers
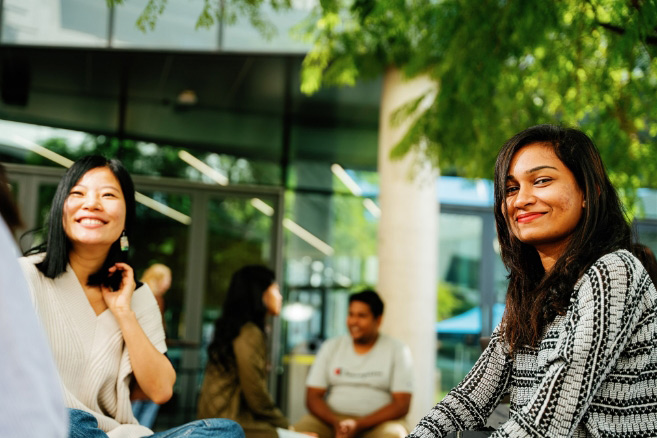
[102,263,136,313]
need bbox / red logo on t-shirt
[334,368,341,375]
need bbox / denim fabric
[132,400,161,429]
[147,418,244,438]
[69,408,243,438]
[68,409,109,438]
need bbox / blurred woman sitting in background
[198,265,290,438]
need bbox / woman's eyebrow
[506,165,558,181]
[526,165,557,174]
[71,184,121,191]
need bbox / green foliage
[299,0,657,201]
[436,281,477,322]
[436,282,460,322]
[296,0,423,94]
[331,193,377,257]
[106,0,292,38]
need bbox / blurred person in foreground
[198,265,307,438]
[293,290,413,438]
[408,125,657,437]
[131,263,172,429]
[0,163,68,437]
[19,155,243,438]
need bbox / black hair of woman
[25,155,136,290]
[493,124,632,354]
[207,265,275,370]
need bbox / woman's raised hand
[101,262,136,315]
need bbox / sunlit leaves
[134,0,169,32]
[107,0,292,39]
[298,0,657,206]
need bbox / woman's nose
[514,185,536,208]
[82,194,101,210]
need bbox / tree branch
[596,21,657,45]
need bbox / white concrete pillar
[377,67,438,426]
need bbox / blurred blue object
[435,304,505,335]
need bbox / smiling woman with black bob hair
[20,155,244,438]
[408,125,657,437]
[27,155,136,290]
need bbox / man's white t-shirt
[306,334,413,417]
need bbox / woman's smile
[62,167,126,251]
[516,212,545,224]
[505,142,585,260]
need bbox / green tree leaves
[108,0,657,210]
[300,0,657,205]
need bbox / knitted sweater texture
[409,250,657,438]
[19,255,167,438]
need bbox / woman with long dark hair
[198,265,289,438]
[409,125,657,437]
[20,155,243,438]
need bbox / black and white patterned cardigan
[409,249,657,438]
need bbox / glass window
[2,0,108,46]
[494,236,509,305]
[26,183,59,249]
[636,221,657,255]
[2,177,22,238]
[281,186,379,327]
[222,2,313,53]
[179,150,281,187]
[0,120,282,187]
[638,188,657,220]
[202,194,276,324]
[0,120,88,166]
[436,213,483,401]
[282,162,379,350]
[131,190,192,341]
[112,0,218,50]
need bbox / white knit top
[409,250,657,437]
[19,254,168,438]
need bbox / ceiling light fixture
[134,192,192,225]
[176,89,198,106]
[178,150,229,185]
[281,302,314,322]
[332,162,381,219]
[363,198,381,218]
[330,163,362,196]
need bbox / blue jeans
[68,409,110,438]
[149,418,245,438]
[68,409,244,438]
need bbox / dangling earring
[120,230,130,252]
[582,200,587,208]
